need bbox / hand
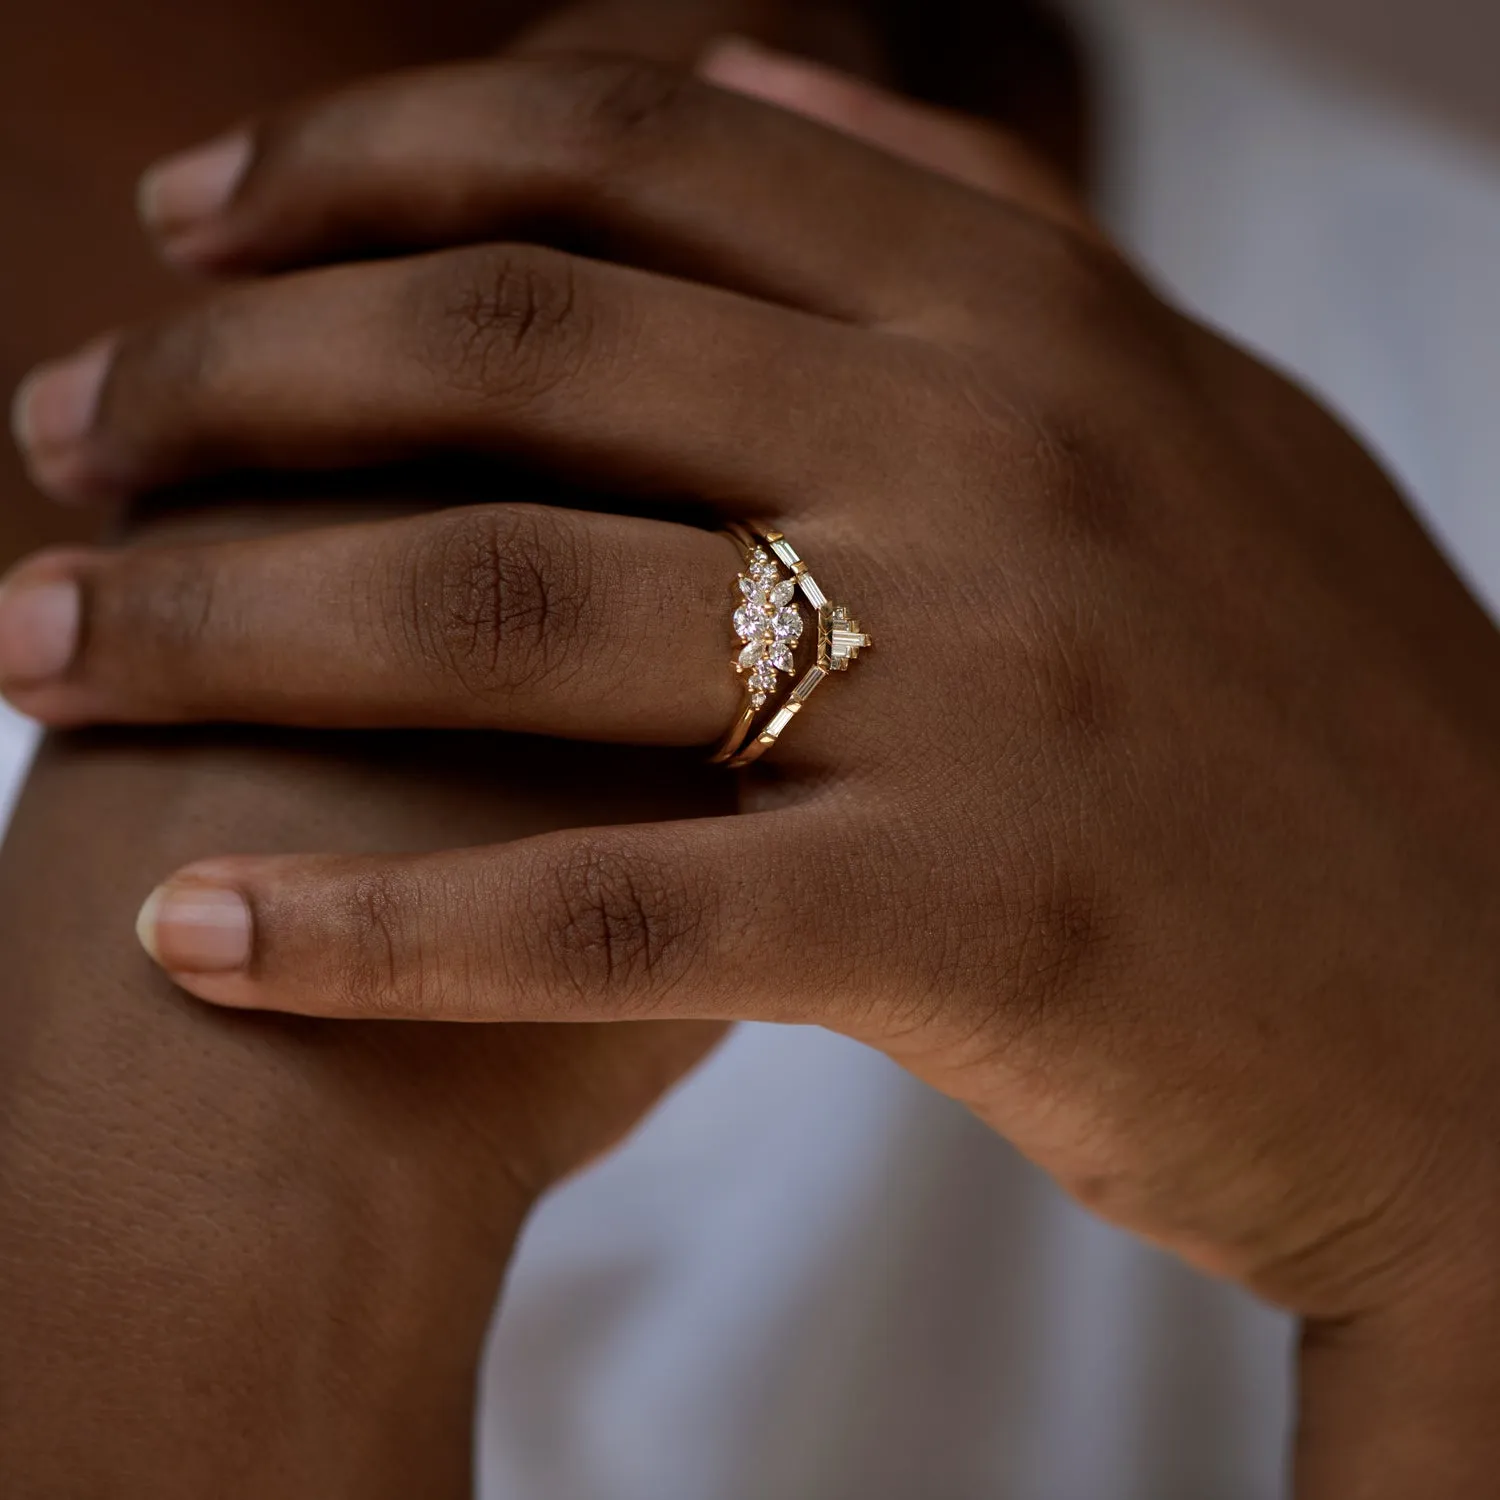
[8,46,1500,1493]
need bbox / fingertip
[10,339,129,505]
[137,131,253,267]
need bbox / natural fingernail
[137,131,252,244]
[10,341,117,501]
[137,882,254,975]
[11,343,111,454]
[0,579,81,685]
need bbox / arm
[0,654,722,1494]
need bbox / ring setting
[732,546,803,709]
[712,524,871,768]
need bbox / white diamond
[770,579,796,609]
[738,640,764,670]
[739,575,760,600]
[773,607,802,643]
[769,641,795,673]
[734,603,770,641]
[750,662,778,695]
[751,691,768,709]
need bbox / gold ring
[710,524,871,769]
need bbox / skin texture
[1,6,1093,1496]
[8,47,1500,1497]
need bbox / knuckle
[531,839,701,1012]
[949,356,1135,548]
[397,506,590,704]
[547,54,699,169]
[419,245,594,408]
[1027,403,1136,546]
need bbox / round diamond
[750,662,778,696]
[773,606,802,643]
[734,602,770,641]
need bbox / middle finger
[14,242,884,509]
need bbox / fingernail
[10,341,118,502]
[0,579,81,685]
[137,131,252,242]
[136,882,253,975]
[11,342,111,456]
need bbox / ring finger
[0,504,764,745]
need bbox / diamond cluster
[734,547,804,708]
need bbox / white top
[2,4,1495,1495]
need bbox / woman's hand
[8,46,1500,1493]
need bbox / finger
[132,53,1081,323]
[698,37,1097,238]
[133,820,829,1025]
[0,506,749,744]
[9,242,877,508]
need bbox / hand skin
[0,489,731,1498]
[0,6,1088,1496]
[16,51,1500,1497]
[0,2,729,1494]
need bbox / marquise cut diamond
[732,551,803,704]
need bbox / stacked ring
[710,524,871,768]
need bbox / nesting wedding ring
[710,523,871,769]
